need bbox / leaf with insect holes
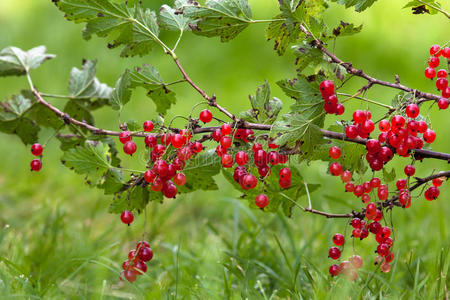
[178,149,221,193]
[270,113,324,154]
[61,141,112,184]
[109,70,132,111]
[159,0,192,31]
[0,94,40,145]
[331,0,378,12]
[0,46,55,77]
[129,65,177,114]
[403,0,441,15]
[330,21,363,38]
[68,60,113,99]
[182,0,252,42]
[53,0,160,57]
[222,165,320,217]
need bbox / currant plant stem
[337,92,394,111]
[416,0,450,19]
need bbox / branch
[298,25,441,101]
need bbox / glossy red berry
[436,78,448,91]
[329,146,341,159]
[391,115,405,128]
[379,120,390,132]
[329,162,343,176]
[30,159,42,171]
[437,69,447,78]
[353,110,366,123]
[31,143,43,156]
[279,178,291,189]
[221,153,234,168]
[404,165,415,176]
[370,177,381,188]
[351,218,362,228]
[340,170,352,183]
[377,243,389,256]
[429,56,440,68]
[443,47,450,58]
[134,261,148,274]
[345,125,358,139]
[123,141,137,155]
[442,87,450,98]
[120,210,134,225]
[423,129,436,143]
[405,104,419,118]
[235,151,249,166]
[335,103,345,115]
[171,134,186,149]
[432,178,443,187]
[212,129,222,141]
[279,168,291,180]
[221,124,232,135]
[143,120,154,132]
[255,194,269,208]
[199,109,213,123]
[267,151,279,165]
[258,166,270,177]
[173,173,187,186]
[345,182,355,192]
[332,234,345,246]
[119,131,132,144]
[438,98,449,110]
[430,44,441,56]
[122,270,137,282]
[319,80,335,97]
[329,264,340,276]
[138,247,154,262]
[425,67,436,79]
[242,174,258,190]
[329,247,341,260]
[220,136,232,149]
[144,135,157,148]
[144,170,156,183]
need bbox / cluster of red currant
[30,143,43,171]
[424,44,450,108]
[120,241,153,282]
[320,80,345,115]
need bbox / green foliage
[0,46,55,77]
[239,80,282,124]
[109,70,131,111]
[159,1,192,31]
[330,21,363,37]
[331,0,379,12]
[403,0,442,15]
[182,0,253,42]
[129,65,177,114]
[53,0,161,57]
[68,60,112,100]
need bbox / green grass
[0,0,450,299]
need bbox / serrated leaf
[28,103,65,129]
[403,0,441,15]
[110,70,131,111]
[383,167,396,183]
[271,113,324,154]
[54,1,160,57]
[99,169,125,195]
[332,0,378,12]
[68,60,113,99]
[331,21,363,37]
[61,141,112,184]
[129,65,177,114]
[159,1,191,31]
[15,118,40,145]
[57,134,85,151]
[125,119,140,131]
[0,46,55,77]
[178,149,221,193]
[129,185,149,211]
[182,0,252,42]
[266,18,304,56]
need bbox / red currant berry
[432,178,443,187]
[279,178,291,189]
[144,135,157,148]
[221,153,234,168]
[345,125,358,139]
[423,129,436,143]
[329,146,341,159]
[171,134,186,149]
[255,194,269,208]
[267,151,279,165]
[345,182,355,192]
[221,124,232,135]
[349,255,363,269]
[404,165,415,176]
[31,143,43,156]
[120,210,134,225]
[123,141,137,155]
[329,264,340,276]
[438,98,449,110]
[138,247,154,262]
[442,87,450,98]
[279,167,291,180]
[340,170,352,183]
[235,151,249,166]
[212,129,222,142]
[443,47,450,58]
[335,103,345,115]
[199,109,213,123]
[122,270,137,282]
[430,44,441,56]
[377,243,389,256]
[391,115,405,128]
[370,177,381,188]
[425,67,436,79]
[191,142,203,153]
[405,104,419,118]
[144,170,156,183]
[353,110,366,124]
[134,261,148,274]
[143,121,154,132]
[319,80,335,97]
[351,218,362,229]
[252,143,263,153]
[258,166,270,177]
[30,159,42,171]
[379,120,390,132]
[119,131,132,144]
[332,234,345,246]
[329,162,343,176]
[428,56,440,68]
[242,174,258,190]
[173,173,187,186]
[369,221,382,234]
[329,247,341,260]
[396,179,407,190]
[437,69,447,78]
[220,136,232,149]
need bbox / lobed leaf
[331,0,378,12]
[68,60,113,99]
[109,70,132,111]
[0,46,55,77]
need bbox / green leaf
[182,0,252,42]
[277,75,324,120]
[383,167,396,183]
[61,141,112,184]
[159,1,191,31]
[109,70,131,111]
[242,80,282,124]
[125,119,140,132]
[331,0,378,12]
[28,103,64,129]
[270,113,324,154]
[403,0,441,15]
[178,149,221,193]
[266,18,304,56]
[331,21,363,37]
[0,46,55,77]
[129,65,177,114]
[0,94,40,145]
[68,60,113,99]
[57,134,85,151]
[63,100,95,133]
[99,169,125,195]
[53,1,160,57]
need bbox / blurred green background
[0,0,449,299]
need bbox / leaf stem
[337,92,394,110]
[416,0,450,19]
